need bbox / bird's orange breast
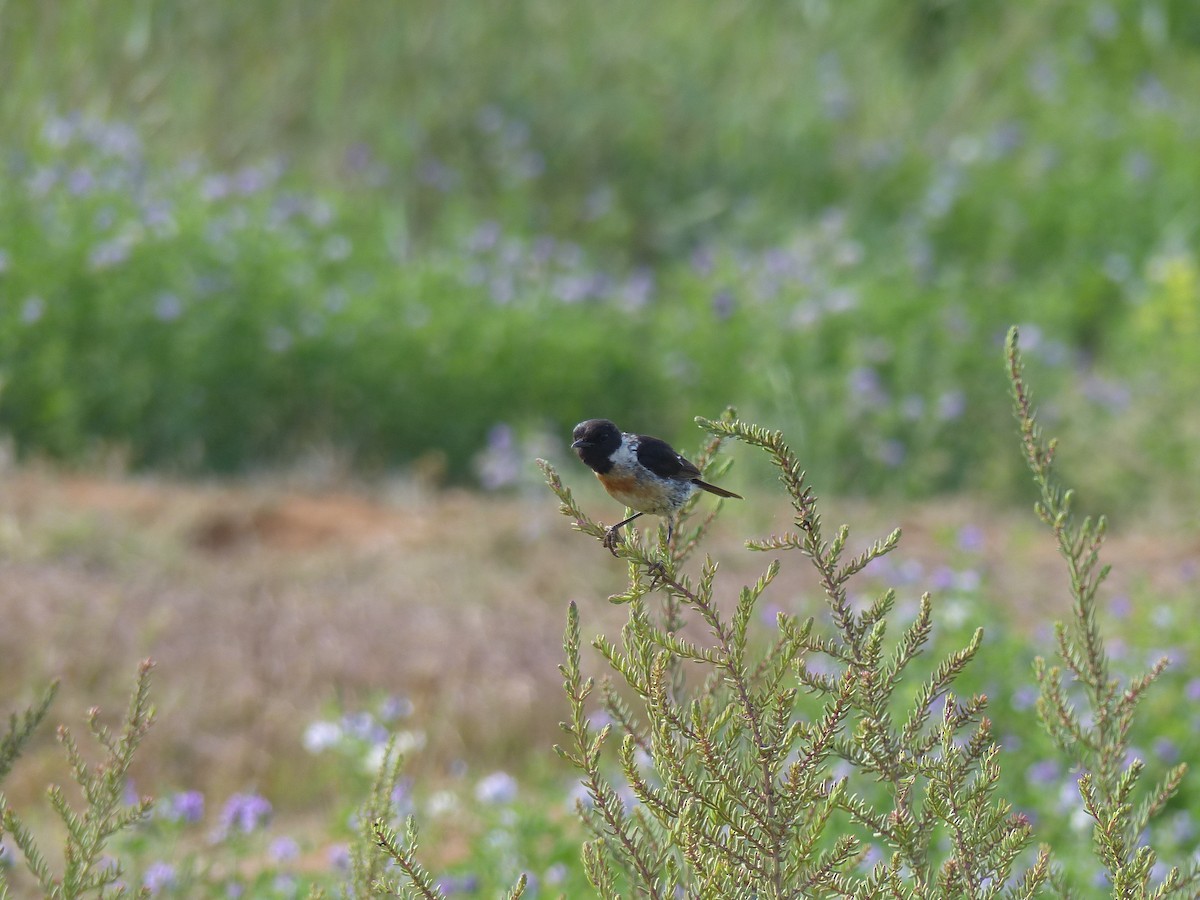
[595,469,686,516]
[596,471,640,496]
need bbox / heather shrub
[2,328,1196,896]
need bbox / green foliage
[373,817,527,900]
[348,735,409,898]
[1007,327,1199,898]
[373,810,531,900]
[0,680,57,784]
[2,4,1200,502]
[1,661,155,899]
[357,734,530,900]
[525,327,1196,896]
[541,414,1045,896]
[0,328,1197,895]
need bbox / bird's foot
[602,526,623,556]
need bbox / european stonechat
[571,418,741,553]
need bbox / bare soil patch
[2,468,1195,807]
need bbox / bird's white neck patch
[609,436,640,472]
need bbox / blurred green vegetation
[1,1,1199,505]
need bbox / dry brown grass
[2,466,1195,813]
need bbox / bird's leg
[603,511,644,555]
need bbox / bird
[571,418,741,553]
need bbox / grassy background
[2,1,1199,507]
[1,470,1197,894]
[2,2,1200,894]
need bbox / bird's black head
[571,418,622,471]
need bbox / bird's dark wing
[635,436,703,481]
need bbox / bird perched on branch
[571,418,741,554]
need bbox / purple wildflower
[955,568,982,592]
[1088,3,1119,38]
[847,367,887,407]
[1153,737,1179,763]
[922,170,961,219]
[269,836,300,863]
[1082,375,1132,411]
[323,234,352,262]
[988,121,1025,158]
[515,150,545,180]
[344,142,373,172]
[584,184,614,220]
[1027,759,1060,785]
[200,174,231,201]
[219,793,272,835]
[824,287,859,313]
[143,861,176,894]
[392,778,414,818]
[926,566,955,595]
[712,289,735,320]
[42,113,79,148]
[86,118,141,159]
[475,424,521,490]
[1011,686,1038,711]
[900,394,925,421]
[621,268,655,309]
[265,326,293,354]
[567,781,594,811]
[469,221,502,253]
[67,167,95,196]
[1109,594,1131,619]
[233,163,277,195]
[437,874,480,894]
[1185,677,1200,703]
[154,293,184,322]
[476,104,504,132]
[895,559,924,585]
[877,439,906,468]
[759,602,784,628]
[1027,54,1061,100]
[327,843,351,870]
[1137,74,1173,112]
[88,238,131,270]
[161,790,205,824]
[552,273,594,304]
[936,389,966,421]
[475,771,518,805]
[303,720,343,753]
[956,524,985,553]
[1168,810,1195,844]
[21,296,45,324]
[419,159,458,191]
[380,695,414,721]
[790,301,821,329]
[858,845,883,870]
[690,245,715,276]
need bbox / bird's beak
[571,439,586,449]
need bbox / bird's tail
[695,480,742,500]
